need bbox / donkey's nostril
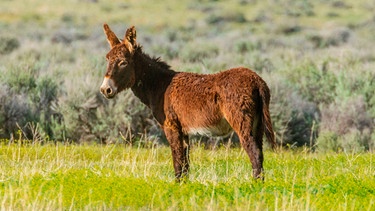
[100,78,116,98]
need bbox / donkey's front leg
[164,127,190,182]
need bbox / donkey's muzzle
[100,86,113,98]
[100,77,117,99]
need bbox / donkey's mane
[134,45,173,72]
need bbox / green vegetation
[0,144,374,210]
[1,0,374,150]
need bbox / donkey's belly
[187,118,232,137]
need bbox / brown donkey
[100,24,276,181]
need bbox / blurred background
[0,0,374,152]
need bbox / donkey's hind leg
[224,110,264,180]
[246,114,264,180]
[164,127,190,182]
[240,117,264,179]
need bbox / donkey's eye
[118,61,127,67]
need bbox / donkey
[100,24,276,181]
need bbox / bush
[308,28,351,48]
[180,42,219,63]
[285,61,338,105]
[0,86,31,139]
[51,27,89,44]
[0,63,60,142]
[233,40,259,54]
[317,96,374,152]
[320,96,373,136]
[283,0,315,17]
[269,79,320,147]
[206,12,247,24]
[315,131,340,152]
[317,129,373,153]
[0,36,20,54]
[57,90,160,144]
[282,58,375,151]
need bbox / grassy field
[1,0,374,149]
[0,144,374,210]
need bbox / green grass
[1,144,374,210]
[1,0,374,147]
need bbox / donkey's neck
[131,47,176,124]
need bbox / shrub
[0,36,20,54]
[315,131,340,152]
[57,90,160,144]
[308,27,351,48]
[282,57,375,151]
[284,61,338,105]
[233,40,258,54]
[269,79,320,147]
[283,0,315,17]
[317,96,374,152]
[352,70,375,117]
[206,12,247,24]
[0,63,60,142]
[317,129,373,153]
[285,58,373,106]
[0,86,31,139]
[51,27,89,44]
[180,42,219,63]
[151,45,179,60]
[320,96,373,136]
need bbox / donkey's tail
[258,82,276,150]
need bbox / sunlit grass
[1,144,374,210]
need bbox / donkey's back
[166,68,271,137]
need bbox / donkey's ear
[124,26,137,47]
[103,23,120,48]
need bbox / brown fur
[100,24,276,181]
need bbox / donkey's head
[100,24,137,99]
